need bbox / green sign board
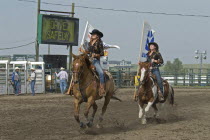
[38,14,79,45]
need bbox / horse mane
[75,53,92,68]
[139,62,151,69]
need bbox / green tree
[163,58,184,74]
[164,61,173,74]
[173,58,184,74]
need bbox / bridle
[72,58,95,91]
[72,58,84,84]
[139,68,150,86]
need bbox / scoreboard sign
[38,14,79,45]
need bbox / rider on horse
[146,42,164,101]
[74,29,106,97]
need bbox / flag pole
[78,21,89,54]
[81,21,89,46]
[134,21,145,101]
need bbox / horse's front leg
[96,95,111,128]
[74,99,85,128]
[138,101,144,119]
[84,97,94,127]
[142,100,155,124]
[138,100,147,124]
[91,102,98,122]
[152,103,159,118]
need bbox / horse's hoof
[154,114,159,118]
[96,124,103,128]
[86,122,93,128]
[80,122,86,128]
[142,119,147,125]
[99,116,103,122]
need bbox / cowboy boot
[66,82,74,96]
[158,90,164,101]
[99,83,106,97]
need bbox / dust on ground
[0,88,210,140]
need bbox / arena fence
[0,61,45,95]
[109,70,210,88]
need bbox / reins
[72,58,96,93]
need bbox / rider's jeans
[93,59,105,84]
[151,68,164,95]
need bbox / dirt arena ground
[0,88,210,140]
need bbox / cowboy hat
[30,68,35,70]
[60,67,65,70]
[90,29,103,38]
[15,67,20,70]
[148,42,159,50]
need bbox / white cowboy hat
[60,67,65,70]
[30,68,35,70]
[15,67,20,70]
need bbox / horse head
[72,53,90,83]
[138,62,151,85]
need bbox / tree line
[162,58,184,74]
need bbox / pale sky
[0,0,210,64]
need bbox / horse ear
[84,51,88,55]
[146,63,151,69]
[72,53,78,59]
[138,62,142,66]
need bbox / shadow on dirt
[80,114,185,136]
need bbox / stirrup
[158,93,164,101]
[99,87,106,97]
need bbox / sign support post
[36,0,41,61]
[68,3,75,72]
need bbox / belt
[152,67,159,69]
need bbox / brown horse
[137,62,174,124]
[71,53,121,128]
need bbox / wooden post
[36,0,41,61]
[66,3,75,95]
[68,3,75,71]
[48,44,50,54]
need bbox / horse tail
[111,95,122,102]
[110,88,122,102]
[106,72,122,102]
[168,85,174,105]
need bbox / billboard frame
[38,14,79,46]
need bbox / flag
[81,21,120,51]
[80,21,94,49]
[139,21,155,62]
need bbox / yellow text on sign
[42,19,75,42]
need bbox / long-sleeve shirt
[56,71,68,81]
[83,40,104,59]
[30,72,36,81]
[13,72,21,82]
[146,51,164,68]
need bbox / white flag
[81,21,120,50]
[139,21,155,62]
[80,21,94,49]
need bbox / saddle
[150,74,168,94]
[90,65,112,82]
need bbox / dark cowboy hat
[148,42,159,50]
[90,29,103,38]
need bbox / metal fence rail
[110,70,210,88]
